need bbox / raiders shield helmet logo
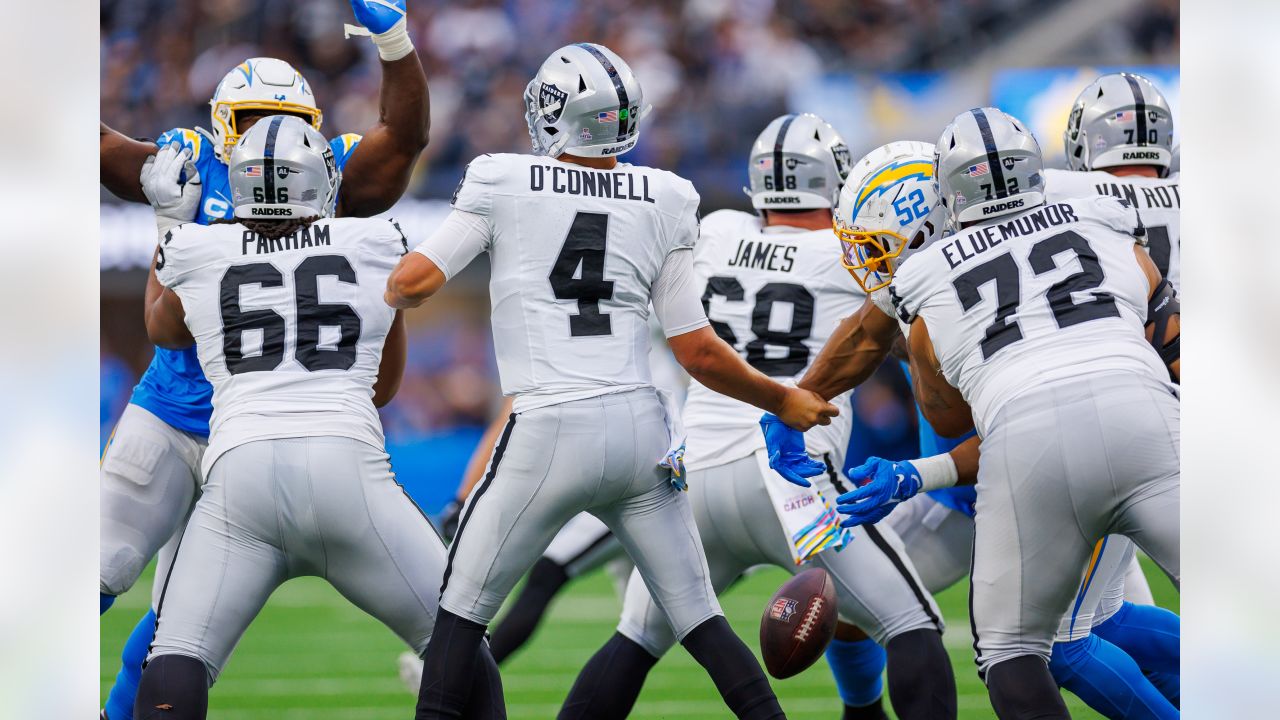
[831,143,853,180]
[539,82,568,124]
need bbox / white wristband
[914,453,959,493]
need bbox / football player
[842,75,1184,719]
[853,107,1179,719]
[132,116,501,720]
[98,3,427,719]
[559,127,956,720]
[385,43,836,720]
[768,114,1182,718]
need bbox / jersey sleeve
[155,223,218,289]
[651,247,710,338]
[669,178,702,252]
[412,209,492,280]
[1082,196,1146,244]
[450,154,502,218]
[329,133,363,171]
[886,255,934,325]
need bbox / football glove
[660,438,688,491]
[346,1,413,61]
[836,457,922,528]
[760,413,825,488]
[437,498,462,542]
[140,143,201,237]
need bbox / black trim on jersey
[561,528,618,577]
[1124,74,1149,147]
[968,536,983,679]
[576,44,630,142]
[772,114,796,193]
[440,414,517,595]
[142,531,188,669]
[864,524,943,632]
[971,109,1008,199]
[262,115,284,203]
[823,453,849,494]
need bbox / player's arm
[798,297,900,401]
[335,1,429,217]
[100,121,156,203]
[385,209,489,308]
[145,281,194,351]
[372,310,407,407]
[655,248,837,431]
[836,435,981,527]
[1134,244,1180,381]
[905,316,974,437]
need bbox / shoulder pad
[1080,195,1145,240]
[330,133,363,170]
[156,128,215,166]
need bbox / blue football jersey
[127,127,364,436]
[897,360,977,517]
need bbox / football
[759,567,838,679]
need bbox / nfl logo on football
[769,597,798,623]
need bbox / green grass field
[102,558,1178,719]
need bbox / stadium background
[100,0,1179,717]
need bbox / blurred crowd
[99,0,1178,455]
[101,0,1178,204]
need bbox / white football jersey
[890,196,1168,433]
[447,153,701,412]
[1044,168,1181,292]
[682,210,863,471]
[156,218,407,474]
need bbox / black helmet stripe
[971,108,1008,199]
[262,115,284,204]
[576,43,630,142]
[773,114,796,193]
[1123,74,1149,147]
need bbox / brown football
[759,567,838,679]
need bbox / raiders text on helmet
[524,44,649,159]
[1064,73,1174,177]
[230,115,341,220]
[210,58,323,162]
[834,140,945,292]
[935,108,1045,225]
[746,113,852,211]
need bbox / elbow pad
[1146,279,1179,373]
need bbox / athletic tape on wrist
[344,19,414,62]
[914,453,959,493]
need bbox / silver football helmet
[229,115,340,220]
[746,113,853,211]
[1064,72,1174,177]
[524,43,649,158]
[834,140,945,292]
[935,107,1045,225]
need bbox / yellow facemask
[835,219,911,293]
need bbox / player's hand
[437,498,462,542]
[775,387,839,432]
[349,0,407,35]
[835,457,922,528]
[760,413,826,488]
[660,438,687,491]
[140,142,201,234]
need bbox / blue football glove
[349,0,407,35]
[760,413,826,487]
[836,457,923,528]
